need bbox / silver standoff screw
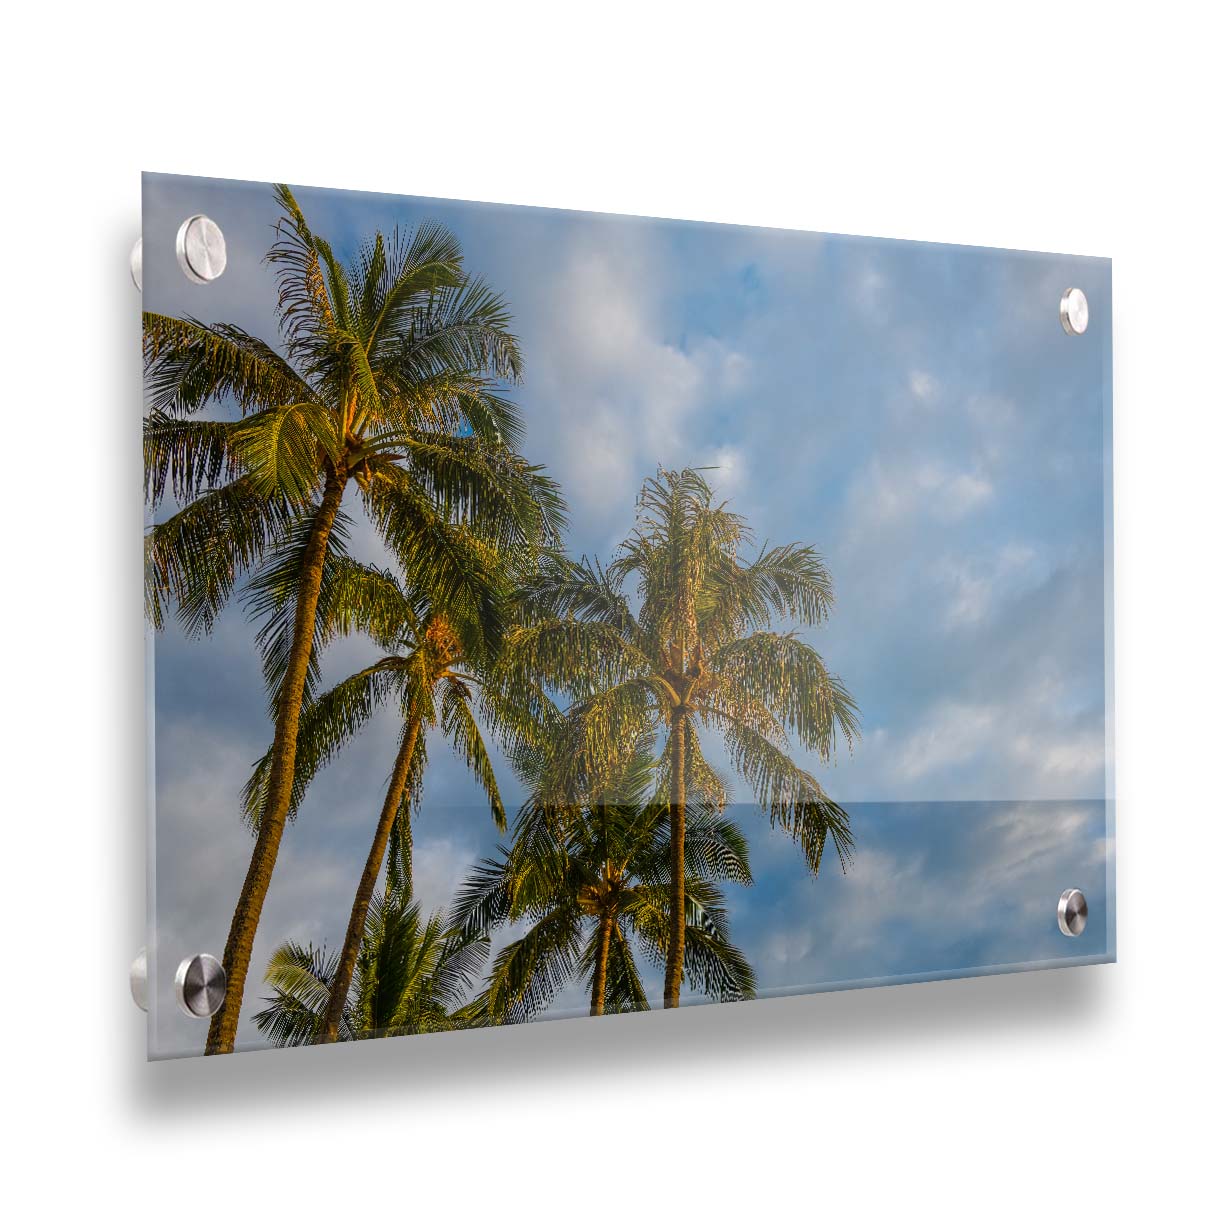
[174,954,227,1018]
[175,214,227,283]
[130,947,148,1012]
[1057,888,1088,937]
[1059,287,1089,336]
[130,237,143,292]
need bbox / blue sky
[143,174,1113,1057]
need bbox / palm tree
[143,185,563,1052]
[253,892,487,1045]
[243,557,522,1044]
[453,750,756,1019]
[499,468,859,1008]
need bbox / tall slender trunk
[590,913,614,1017]
[206,472,346,1055]
[663,713,687,1008]
[318,716,421,1044]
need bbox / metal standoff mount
[130,948,148,1012]
[131,950,227,1016]
[1059,287,1089,336]
[1057,888,1088,937]
[175,954,228,1018]
[175,215,227,283]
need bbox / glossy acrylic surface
[143,173,1113,1059]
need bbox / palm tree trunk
[590,914,614,1017]
[206,471,346,1055]
[317,716,421,1043]
[663,713,687,1008]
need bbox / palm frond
[712,631,860,760]
[441,680,506,830]
[143,412,241,505]
[449,855,513,942]
[373,274,523,390]
[252,941,342,1047]
[144,477,299,636]
[480,905,583,1024]
[142,312,313,417]
[603,923,651,1013]
[716,716,854,872]
[496,620,650,703]
[680,916,756,1002]
[363,475,506,653]
[266,184,337,365]
[701,542,836,638]
[380,431,565,553]
[511,551,639,636]
[318,558,416,653]
[241,660,402,827]
[670,808,753,886]
[231,401,340,502]
[244,510,356,713]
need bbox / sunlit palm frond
[319,558,417,652]
[361,221,466,359]
[371,431,564,556]
[449,855,514,942]
[511,551,640,636]
[257,893,486,1047]
[480,905,583,1025]
[716,715,854,872]
[375,274,522,390]
[680,916,756,1002]
[241,660,403,827]
[142,312,313,418]
[672,808,753,886]
[441,679,506,830]
[143,412,241,505]
[497,619,651,706]
[700,541,836,640]
[244,511,356,714]
[266,184,338,366]
[230,401,341,502]
[712,631,860,759]
[252,941,342,1047]
[144,477,300,637]
[363,474,506,654]
[602,923,651,1013]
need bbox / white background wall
[3,3,1219,1218]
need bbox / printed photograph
[143,175,1113,1057]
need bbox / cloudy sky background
[143,174,1113,1058]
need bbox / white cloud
[890,700,1001,782]
[523,232,749,538]
[853,262,890,323]
[848,455,994,534]
[1009,728,1107,782]
[874,690,1105,796]
[909,369,938,402]
[938,542,1039,628]
[705,445,748,498]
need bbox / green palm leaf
[142,313,314,416]
[143,412,240,504]
[144,477,300,636]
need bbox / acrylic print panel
[142,173,1114,1059]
